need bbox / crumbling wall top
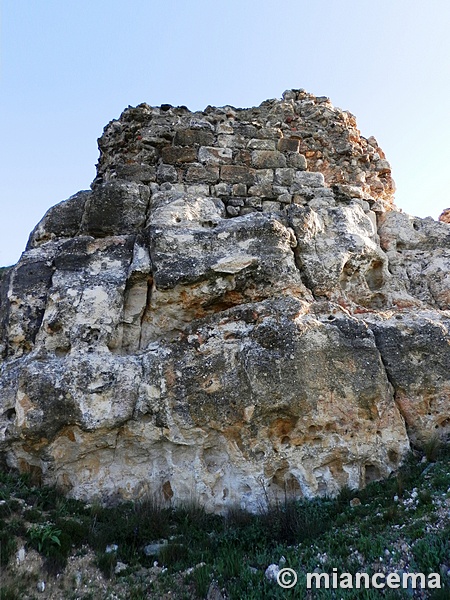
[93,89,395,216]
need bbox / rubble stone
[174,128,214,147]
[161,146,197,165]
[286,153,308,170]
[278,137,300,152]
[220,165,255,185]
[251,151,287,169]
[198,146,232,165]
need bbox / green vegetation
[27,523,62,553]
[0,444,448,598]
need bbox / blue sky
[1,0,449,266]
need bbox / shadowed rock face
[0,90,449,512]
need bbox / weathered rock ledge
[0,90,449,513]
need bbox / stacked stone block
[93,89,395,219]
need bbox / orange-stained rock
[439,208,450,224]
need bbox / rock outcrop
[439,208,450,225]
[0,90,449,512]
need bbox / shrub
[261,497,335,545]
[191,565,211,598]
[0,586,21,600]
[56,516,90,546]
[96,550,117,579]
[423,435,442,462]
[27,523,61,553]
[413,531,450,573]
[216,542,242,579]
[0,530,17,566]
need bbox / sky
[1,0,450,267]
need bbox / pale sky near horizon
[1,0,449,267]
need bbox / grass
[0,444,448,598]
[423,434,442,462]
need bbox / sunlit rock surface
[0,90,448,512]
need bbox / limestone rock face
[0,90,448,512]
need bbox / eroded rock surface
[0,90,448,512]
[439,208,450,225]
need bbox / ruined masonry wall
[94,89,395,216]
